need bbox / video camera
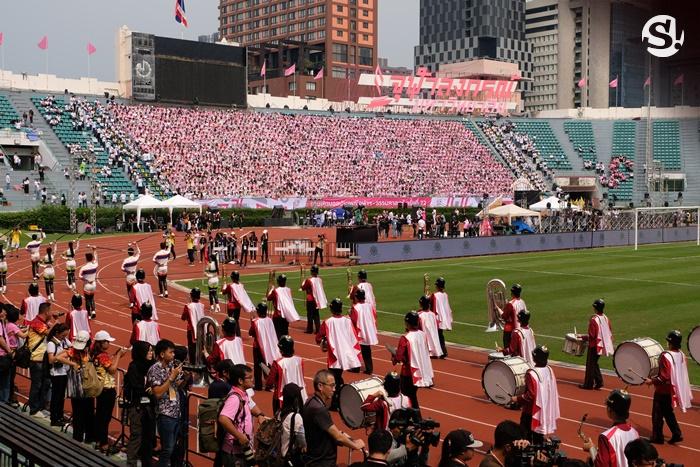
[510,437,567,467]
[657,460,684,467]
[388,408,441,448]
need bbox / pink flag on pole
[674,74,684,86]
[314,67,324,80]
[643,76,651,87]
[609,77,618,88]
[284,63,296,77]
[260,61,266,77]
[37,35,48,50]
[0,32,4,47]
[87,42,97,55]
[510,73,521,81]
[577,78,586,88]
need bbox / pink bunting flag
[643,76,651,87]
[260,61,266,77]
[577,78,586,88]
[37,35,48,50]
[284,63,296,77]
[87,42,97,55]
[0,32,4,47]
[674,74,684,86]
[609,77,618,88]
[313,67,324,80]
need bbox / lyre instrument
[267,270,276,317]
[423,273,430,296]
[299,264,306,291]
[486,278,507,331]
[191,316,221,387]
[346,268,353,299]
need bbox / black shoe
[304,330,313,334]
[578,384,593,390]
[648,437,664,445]
[593,384,603,390]
[669,435,683,445]
[439,354,447,359]
[363,369,373,375]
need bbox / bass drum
[613,337,664,385]
[482,357,529,405]
[339,376,386,429]
[688,325,700,364]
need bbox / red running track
[2,231,699,466]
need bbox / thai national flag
[175,0,188,27]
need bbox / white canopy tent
[529,196,580,212]
[161,195,202,223]
[478,204,541,223]
[123,194,166,225]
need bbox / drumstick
[627,367,647,380]
[577,413,588,440]
[494,340,499,351]
[574,326,577,336]
[495,383,512,398]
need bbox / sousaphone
[486,279,506,332]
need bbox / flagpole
[45,49,49,91]
[88,53,91,93]
[293,70,296,98]
[681,82,684,106]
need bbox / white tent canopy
[529,196,581,212]
[478,204,541,222]
[161,195,202,223]
[123,194,165,225]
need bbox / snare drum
[688,325,700,364]
[488,352,507,362]
[562,333,586,357]
[482,357,530,405]
[83,281,97,294]
[339,376,386,429]
[613,337,664,385]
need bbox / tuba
[346,268,353,299]
[267,270,276,317]
[423,273,430,296]
[192,316,221,387]
[486,278,506,332]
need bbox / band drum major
[613,337,664,385]
[482,357,529,405]
[339,376,386,429]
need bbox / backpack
[254,417,285,466]
[198,392,244,453]
[81,361,104,398]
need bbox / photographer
[479,420,530,467]
[624,438,672,467]
[438,429,483,467]
[386,408,434,466]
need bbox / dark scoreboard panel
[131,33,247,107]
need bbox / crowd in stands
[111,105,514,199]
[599,156,634,189]
[477,119,552,192]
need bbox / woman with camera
[124,341,156,467]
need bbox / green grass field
[177,241,700,384]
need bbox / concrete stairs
[548,119,584,173]
[592,121,613,164]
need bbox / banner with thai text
[195,196,497,209]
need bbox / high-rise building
[218,0,378,102]
[414,0,533,85]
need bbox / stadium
[0,0,698,466]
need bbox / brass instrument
[346,268,353,299]
[192,316,221,387]
[423,273,430,296]
[267,270,276,317]
[299,264,306,291]
[486,278,507,332]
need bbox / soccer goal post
[633,206,700,250]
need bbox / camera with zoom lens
[509,437,567,467]
[389,408,441,448]
[657,460,683,467]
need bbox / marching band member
[317,298,362,410]
[65,294,91,340]
[500,284,527,349]
[579,299,614,390]
[129,269,159,322]
[267,274,300,339]
[78,246,98,319]
[205,317,246,367]
[131,303,160,346]
[392,311,433,409]
[361,372,411,432]
[121,243,140,307]
[62,239,79,291]
[265,335,307,414]
[417,295,442,358]
[645,330,692,445]
[582,389,639,467]
[222,271,255,326]
[8,226,21,258]
[152,241,171,298]
[300,265,328,334]
[180,288,205,364]
[204,258,220,314]
[20,282,47,321]
[38,242,56,301]
[512,346,560,444]
[350,269,376,307]
[350,288,378,374]
[430,277,453,359]
[0,245,8,293]
[25,232,43,278]
[248,303,281,390]
[502,310,536,366]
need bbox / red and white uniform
[350,302,379,346]
[65,307,91,341]
[503,297,527,333]
[131,319,160,346]
[361,393,412,431]
[269,287,300,322]
[266,355,307,405]
[430,291,453,330]
[393,330,434,387]
[657,351,693,412]
[418,309,442,358]
[181,301,205,342]
[356,282,376,308]
[130,282,159,320]
[301,277,328,310]
[519,366,560,435]
[594,423,639,467]
[208,336,246,366]
[152,249,170,275]
[222,282,255,313]
[250,316,282,365]
[317,315,362,369]
[78,260,99,293]
[21,295,47,321]
[588,314,614,356]
[508,326,537,366]
[121,254,140,284]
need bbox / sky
[0,0,419,82]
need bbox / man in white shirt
[77,246,98,319]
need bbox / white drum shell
[562,333,586,357]
[688,325,700,365]
[339,376,386,429]
[613,337,663,385]
[482,357,530,405]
